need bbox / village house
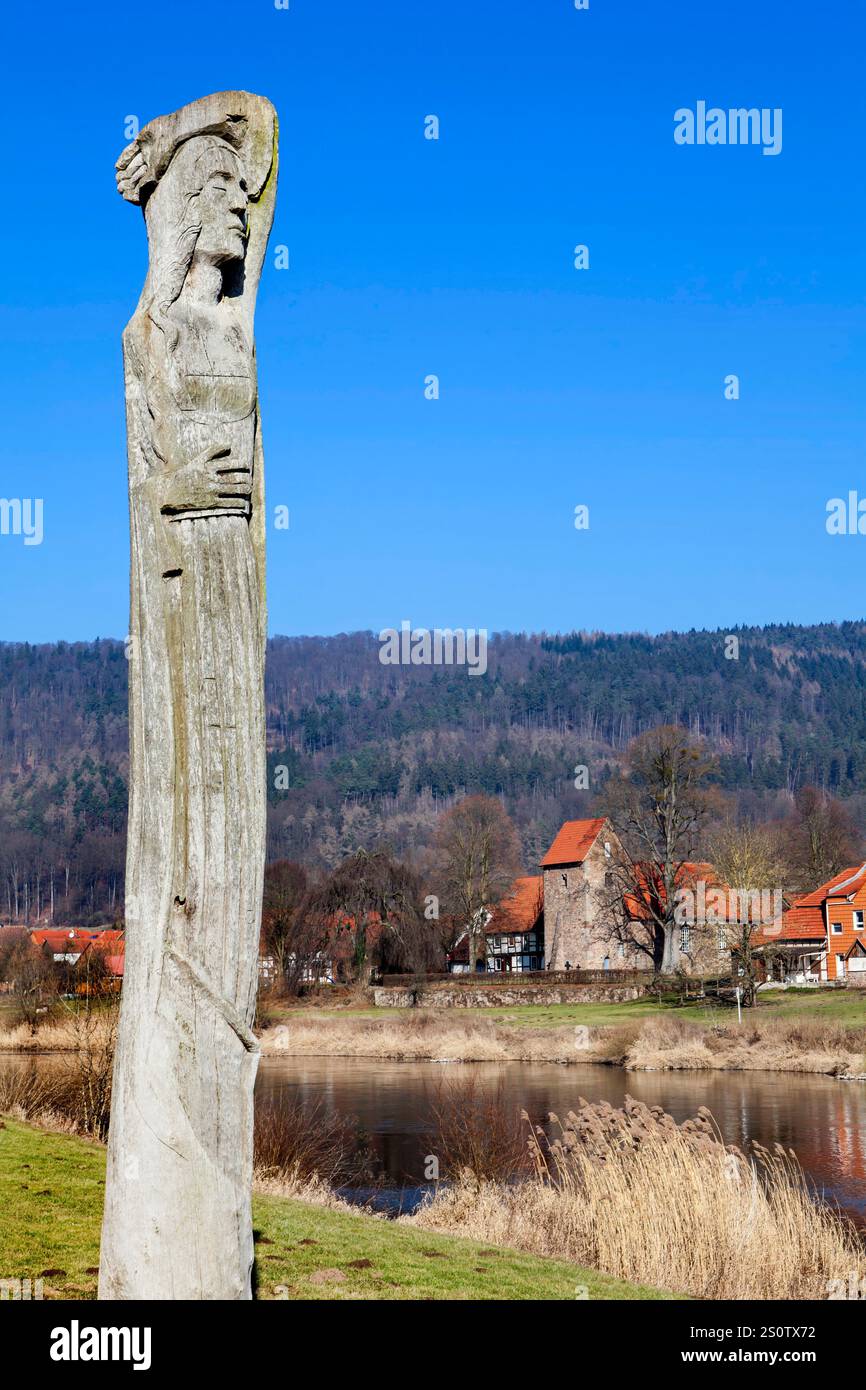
[754,864,866,985]
[15,927,126,996]
[30,927,124,965]
[445,877,544,974]
[483,875,544,973]
[446,817,735,975]
[540,817,734,974]
[448,818,866,985]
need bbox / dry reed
[409,1095,866,1299]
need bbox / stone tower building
[541,817,623,971]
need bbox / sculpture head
[182,138,249,266]
[141,135,251,342]
[117,92,277,347]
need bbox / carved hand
[157,443,252,517]
[116,136,153,203]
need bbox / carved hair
[142,135,244,352]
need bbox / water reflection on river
[256,1056,866,1222]
[6,1053,866,1222]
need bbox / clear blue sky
[2,0,866,642]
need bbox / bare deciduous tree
[260,860,309,994]
[8,939,56,1035]
[302,847,438,985]
[602,726,719,974]
[782,787,862,893]
[430,796,522,972]
[708,817,787,1005]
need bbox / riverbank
[2,990,864,1077]
[0,1119,667,1301]
[255,992,866,1077]
[5,1098,863,1301]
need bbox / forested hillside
[3,621,866,923]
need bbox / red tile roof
[752,863,866,946]
[796,864,866,905]
[30,928,123,961]
[541,818,607,868]
[753,904,825,945]
[624,862,723,921]
[31,929,124,955]
[485,876,543,936]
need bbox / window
[680,925,691,952]
[831,921,843,934]
[604,841,611,860]
[718,925,727,952]
[855,911,864,932]
[561,872,568,887]
[604,871,613,888]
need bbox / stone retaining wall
[372,982,643,1008]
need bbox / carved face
[192,144,248,264]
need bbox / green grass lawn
[743,989,866,1024]
[475,990,866,1029]
[0,1119,672,1301]
[281,988,866,1031]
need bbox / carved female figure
[100,92,277,1301]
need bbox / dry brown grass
[7,1000,862,1076]
[0,1015,117,1054]
[409,1096,866,1300]
[259,1012,580,1063]
[624,1014,866,1076]
[429,1074,534,1183]
[251,1169,364,1212]
[258,1009,866,1075]
[0,1068,83,1134]
[253,1095,380,1191]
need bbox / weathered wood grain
[99,92,277,1301]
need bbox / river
[256,1056,866,1222]
[6,1053,866,1223]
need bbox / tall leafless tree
[708,816,787,1005]
[602,726,719,974]
[301,847,439,985]
[430,795,522,972]
[260,860,309,993]
[781,786,862,893]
